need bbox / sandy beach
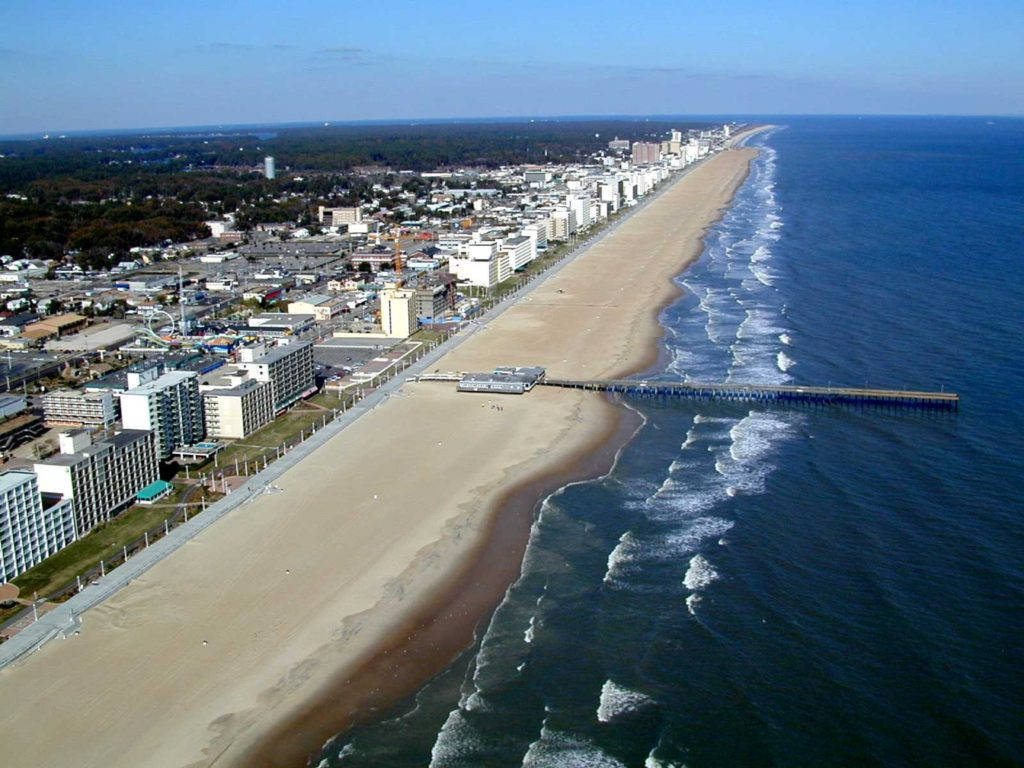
[0,139,760,768]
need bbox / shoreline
[0,133,766,768]
[239,396,639,767]
[246,129,769,767]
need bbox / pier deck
[417,373,959,411]
[540,378,959,411]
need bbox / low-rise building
[287,294,344,323]
[34,429,158,534]
[317,206,362,226]
[42,389,117,428]
[247,313,315,337]
[0,469,77,583]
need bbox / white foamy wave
[685,593,702,615]
[751,244,772,263]
[683,554,719,591]
[751,264,775,287]
[429,709,485,767]
[730,412,794,463]
[522,724,628,767]
[524,615,537,644]
[664,517,734,552]
[597,680,655,722]
[776,351,796,372]
[779,333,792,345]
[336,742,356,760]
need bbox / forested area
[0,119,705,261]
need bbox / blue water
[319,117,1024,767]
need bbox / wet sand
[0,142,760,768]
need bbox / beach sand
[0,143,759,768]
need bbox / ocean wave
[524,615,537,644]
[522,724,628,767]
[429,709,485,767]
[604,517,734,584]
[597,680,655,722]
[683,554,719,591]
[776,351,796,372]
[779,332,792,345]
[685,593,702,615]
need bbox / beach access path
[0,134,763,768]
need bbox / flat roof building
[42,389,117,428]
[236,340,315,412]
[34,429,158,534]
[457,366,546,394]
[119,370,204,460]
[0,469,77,583]
[202,378,274,439]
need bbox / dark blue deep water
[321,117,1024,767]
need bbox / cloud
[191,42,298,53]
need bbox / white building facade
[0,470,77,582]
[119,370,204,459]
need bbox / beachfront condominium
[119,370,204,459]
[34,429,158,535]
[202,378,275,439]
[41,388,118,428]
[0,469,77,582]
[236,340,315,413]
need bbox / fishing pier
[418,371,959,412]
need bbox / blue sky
[1,0,1021,133]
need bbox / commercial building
[247,313,315,337]
[380,288,418,338]
[0,394,26,421]
[287,294,344,323]
[119,370,204,460]
[317,206,362,226]
[34,429,158,534]
[264,156,276,180]
[0,470,77,583]
[631,142,661,165]
[236,340,315,412]
[414,282,453,320]
[202,378,274,439]
[449,240,510,288]
[21,314,88,343]
[42,389,117,428]
[457,366,546,395]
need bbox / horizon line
[2,112,1022,142]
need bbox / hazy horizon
[2,0,1022,135]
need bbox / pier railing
[539,378,959,411]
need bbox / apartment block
[0,469,77,582]
[119,370,204,460]
[236,340,315,412]
[34,429,158,534]
[42,388,117,428]
[380,288,418,338]
[202,379,274,439]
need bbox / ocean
[318,117,1024,767]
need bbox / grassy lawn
[208,404,335,471]
[12,497,183,599]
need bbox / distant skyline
[2,0,1022,135]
